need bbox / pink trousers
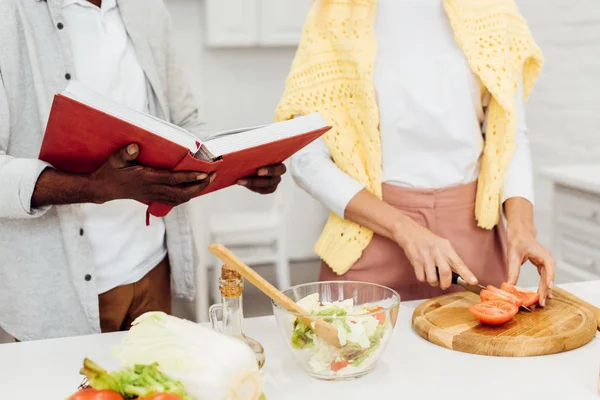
[319,181,508,301]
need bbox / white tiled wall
[517,0,600,248]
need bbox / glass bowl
[271,281,400,381]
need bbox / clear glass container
[209,266,266,369]
[272,281,400,381]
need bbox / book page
[204,113,327,157]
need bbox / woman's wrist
[389,211,420,248]
[504,197,536,237]
[344,189,418,245]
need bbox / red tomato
[69,389,124,400]
[139,395,182,400]
[483,285,523,307]
[369,306,386,325]
[330,359,349,372]
[469,300,519,325]
[500,282,540,307]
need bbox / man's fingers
[238,176,281,190]
[257,163,287,177]
[109,144,139,168]
[152,170,209,186]
[152,180,211,205]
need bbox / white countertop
[540,164,600,194]
[2,281,600,400]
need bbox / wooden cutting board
[412,291,597,357]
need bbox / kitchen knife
[438,270,533,312]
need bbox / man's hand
[90,144,213,205]
[504,197,556,307]
[236,163,286,194]
[32,144,213,208]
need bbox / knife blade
[439,270,533,312]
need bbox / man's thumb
[111,144,139,168]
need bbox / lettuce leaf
[81,358,191,400]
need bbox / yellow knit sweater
[275,0,543,275]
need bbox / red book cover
[39,94,329,221]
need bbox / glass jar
[209,265,265,369]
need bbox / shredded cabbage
[112,312,264,400]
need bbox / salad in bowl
[272,281,400,380]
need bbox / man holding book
[0,0,286,341]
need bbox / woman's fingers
[424,256,439,287]
[506,248,522,286]
[436,255,452,290]
[412,263,426,283]
[535,252,556,307]
[447,248,478,285]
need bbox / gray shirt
[0,0,205,340]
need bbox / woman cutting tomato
[276,0,556,305]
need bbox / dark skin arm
[32,144,213,208]
[31,143,286,209]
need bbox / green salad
[290,294,391,375]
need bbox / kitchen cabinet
[541,164,600,281]
[258,0,310,46]
[205,0,260,47]
[205,0,310,48]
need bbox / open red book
[39,81,330,223]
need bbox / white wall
[165,0,328,260]
[518,0,600,248]
[165,0,600,256]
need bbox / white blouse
[291,0,534,219]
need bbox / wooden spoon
[209,244,342,348]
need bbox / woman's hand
[393,220,478,290]
[344,189,478,289]
[505,197,556,307]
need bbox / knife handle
[435,268,462,285]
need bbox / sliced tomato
[330,359,349,372]
[483,285,523,307]
[69,389,124,400]
[469,300,519,325]
[139,395,182,400]
[369,306,386,325]
[500,282,540,307]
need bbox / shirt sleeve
[291,136,365,219]
[500,79,535,205]
[0,74,52,219]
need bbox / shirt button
[65,73,71,80]
[57,22,64,30]
[79,228,84,236]
[85,274,92,282]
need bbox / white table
[2,281,600,400]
